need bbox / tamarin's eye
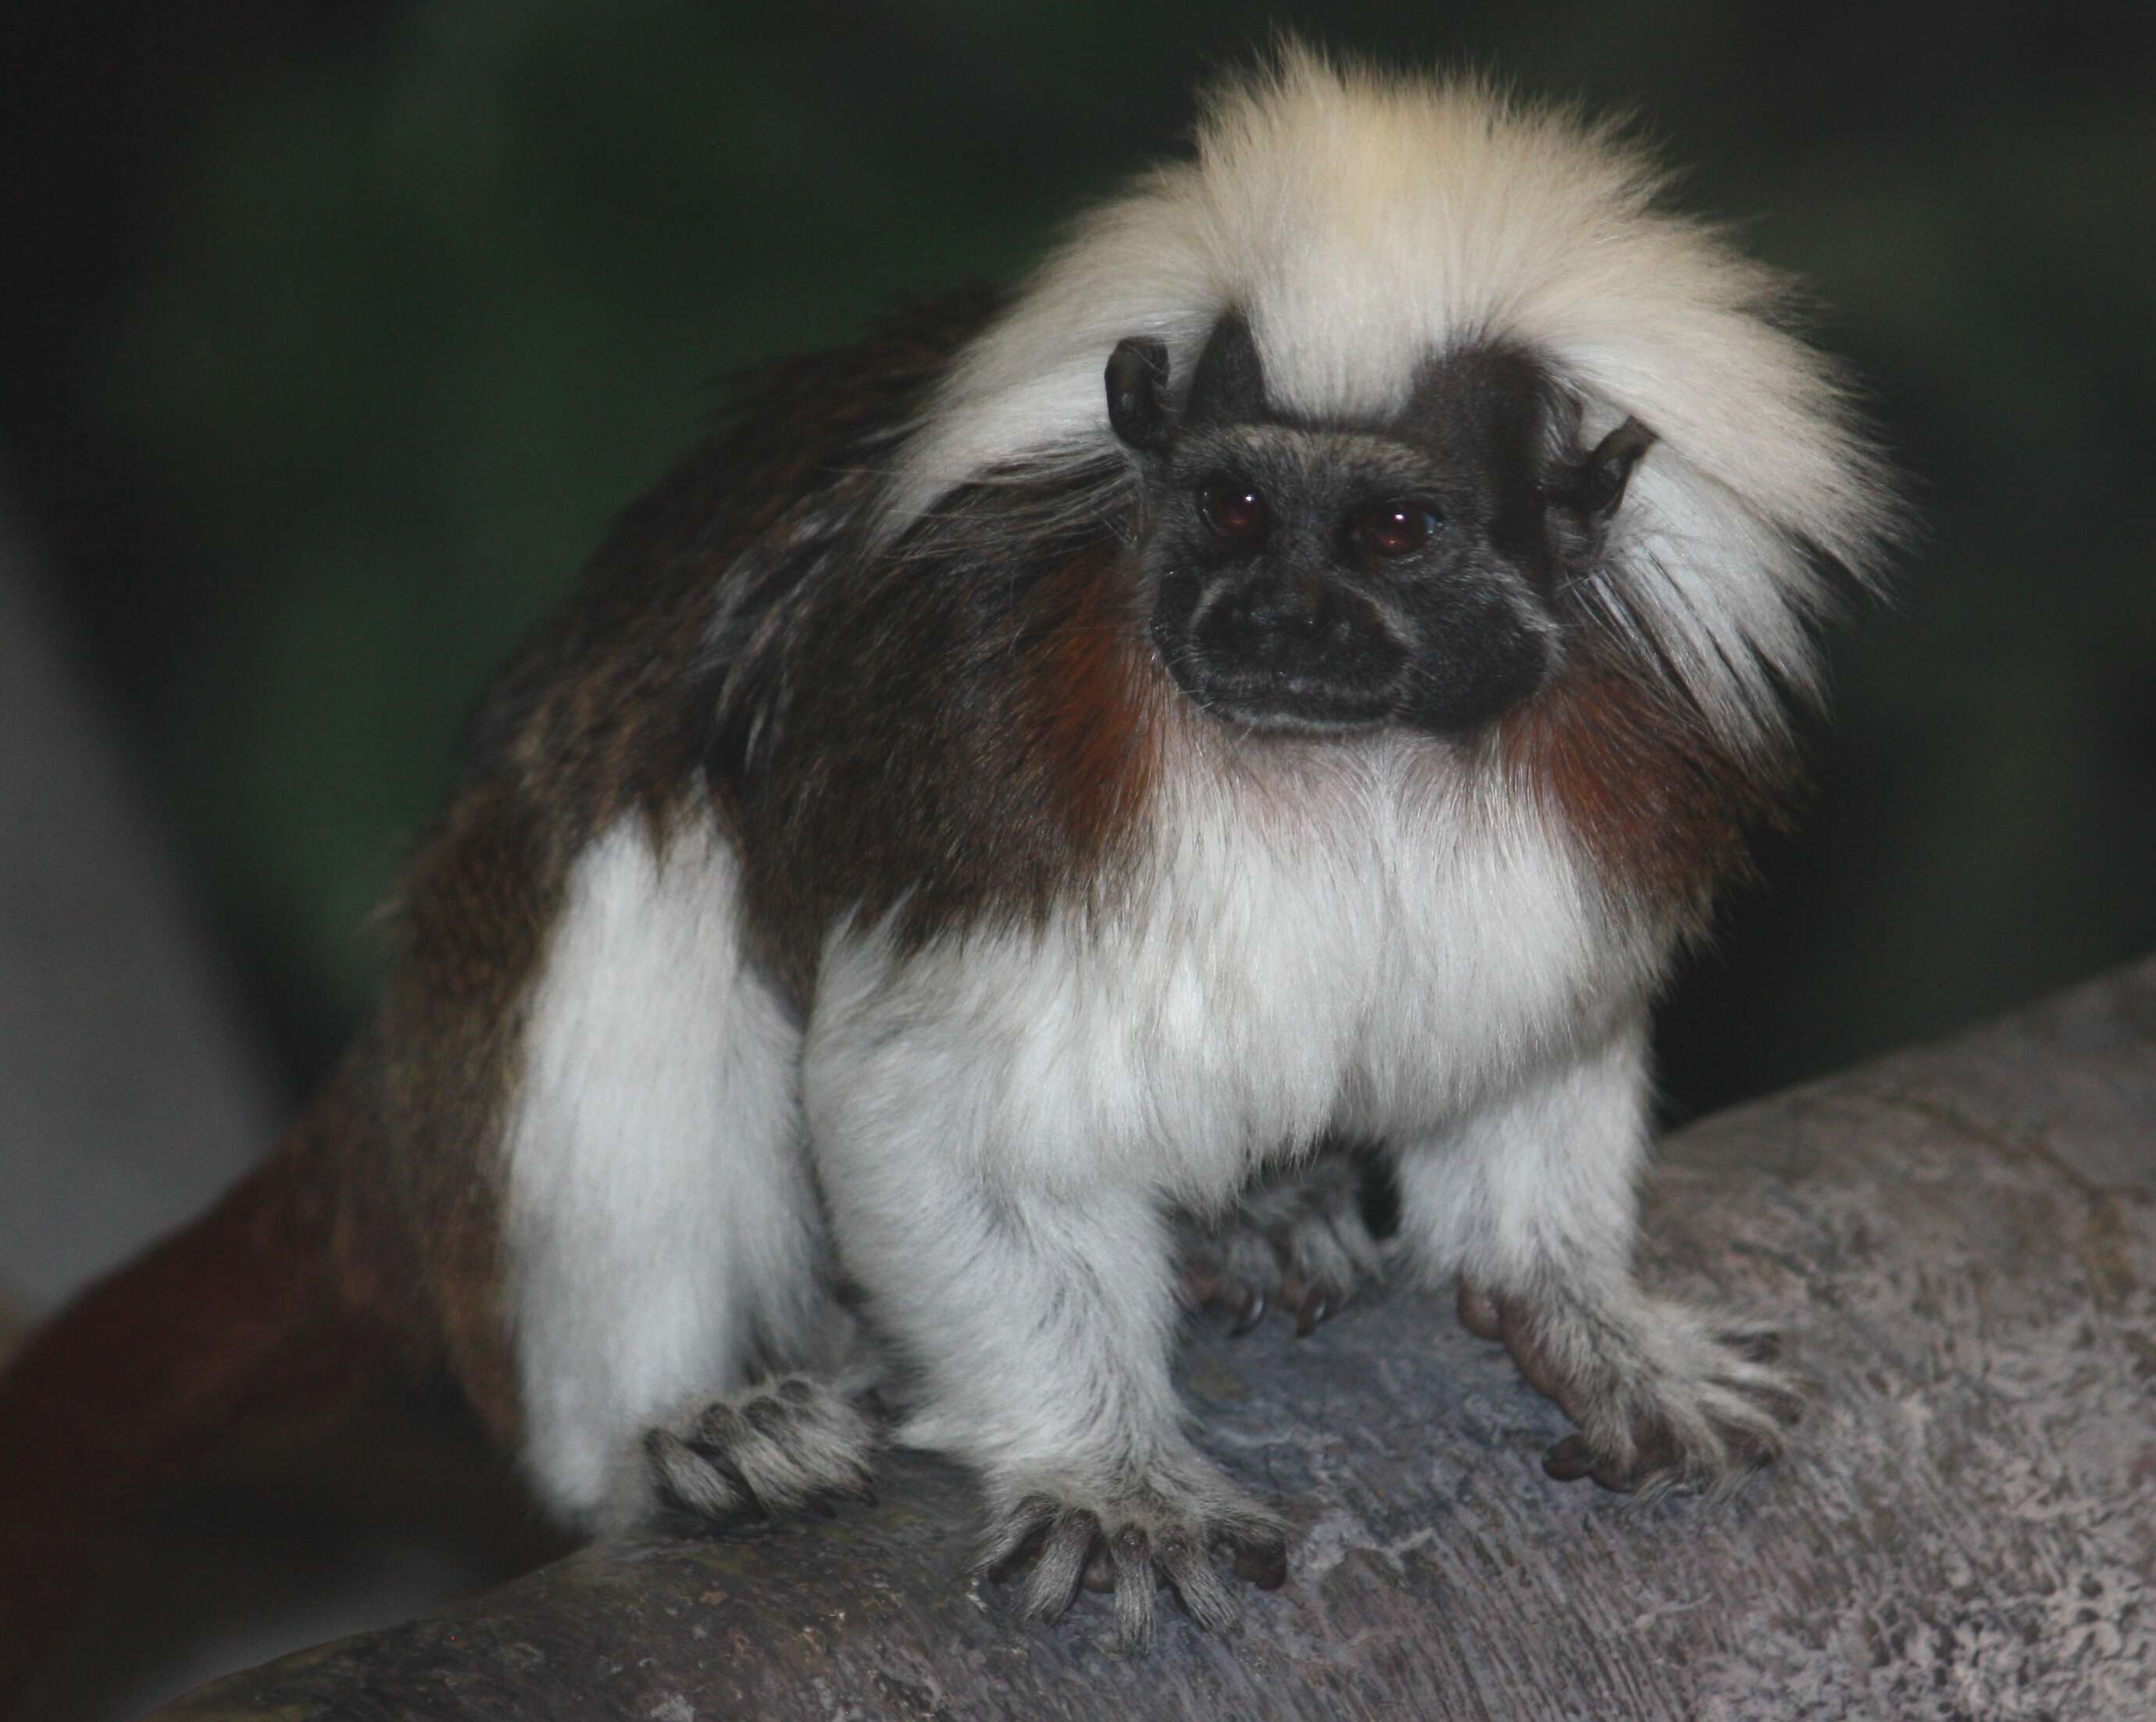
[1198,480,1269,546]
[1351,501,1441,558]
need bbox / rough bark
[152,957,2156,1720]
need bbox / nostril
[1157,568,1410,729]
[1230,577,1326,637]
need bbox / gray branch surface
[153,959,2156,1720]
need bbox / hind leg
[499,816,878,1535]
[639,1324,880,1523]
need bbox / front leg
[805,994,1286,1647]
[1392,1021,1800,1493]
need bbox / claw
[1760,1387,1805,1428]
[1230,1533,1290,1591]
[1542,1434,1596,1482]
[1718,1328,1783,1366]
[1230,1287,1268,1335]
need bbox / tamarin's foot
[1179,1154,1383,1336]
[981,1446,1288,1649]
[641,1374,880,1524]
[1457,1278,1803,1495]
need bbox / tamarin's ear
[1562,416,1657,523]
[1181,312,1267,428]
[1105,337,1174,452]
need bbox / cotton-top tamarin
[0,46,1898,1671]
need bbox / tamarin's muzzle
[1153,564,1408,731]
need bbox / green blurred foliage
[70,0,2156,1105]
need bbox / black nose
[1153,568,1408,732]
[1211,574,1358,661]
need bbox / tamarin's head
[1106,316,1651,740]
[888,46,1900,766]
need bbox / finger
[1158,1528,1237,1632]
[1109,1524,1158,1649]
[1021,1510,1098,1623]
[981,1494,1056,1583]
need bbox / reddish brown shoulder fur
[1497,652,1794,926]
[1017,545,1164,863]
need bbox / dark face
[1107,316,1648,740]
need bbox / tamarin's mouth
[1150,569,1547,739]
[1155,640,1405,734]
[1151,566,1406,732]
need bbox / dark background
[5,0,2154,1121]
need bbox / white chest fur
[807,749,1664,1208]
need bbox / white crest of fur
[883,46,1897,748]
